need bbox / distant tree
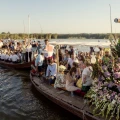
[48,33,52,39]
[7,31,10,34]
[45,34,48,39]
[1,32,6,34]
[52,33,58,39]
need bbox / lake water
[0,67,80,120]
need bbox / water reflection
[0,67,80,120]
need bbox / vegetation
[115,39,120,57]
[1,32,120,40]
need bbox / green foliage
[116,40,120,57]
[0,32,116,39]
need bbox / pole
[28,15,30,38]
[23,20,25,34]
[109,4,113,34]
[40,25,43,40]
[28,15,30,62]
[56,45,59,73]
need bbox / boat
[0,61,34,69]
[30,41,113,120]
[30,73,99,120]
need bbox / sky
[0,0,120,34]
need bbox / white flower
[112,100,116,104]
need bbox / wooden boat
[0,60,34,69]
[30,73,106,120]
[30,41,112,120]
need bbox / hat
[59,65,66,72]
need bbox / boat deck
[31,75,110,120]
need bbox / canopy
[49,41,111,47]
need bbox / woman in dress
[54,65,66,88]
[65,67,80,92]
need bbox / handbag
[76,78,82,88]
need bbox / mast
[109,4,113,34]
[23,20,25,34]
[28,15,30,39]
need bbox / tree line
[0,32,120,39]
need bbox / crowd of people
[0,38,115,96]
[0,39,44,63]
[34,39,114,97]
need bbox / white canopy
[49,41,111,47]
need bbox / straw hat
[59,65,66,72]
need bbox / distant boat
[0,61,34,69]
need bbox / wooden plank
[32,74,117,120]
[33,76,85,110]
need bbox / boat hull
[0,61,33,69]
[30,73,104,120]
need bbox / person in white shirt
[35,52,44,76]
[44,39,54,60]
[46,59,57,84]
[9,54,13,62]
[5,52,9,62]
[1,52,5,60]
[43,39,54,73]
[66,53,79,70]
[26,43,32,62]
[11,52,20,63]
[82,61,93,92]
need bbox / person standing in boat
[21,41,27,62]
[43,39,54,71]
[46,59,57,84]
[69,46,74,56]
[81,61,93,92]
[36,42,42,54]
[44,39,54,61]
[35,52,44,76]
[26,42,32,62]
[89,47,94,55]
[66,53,79,70]
[102,51,112,65]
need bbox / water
[0,67,80,120]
